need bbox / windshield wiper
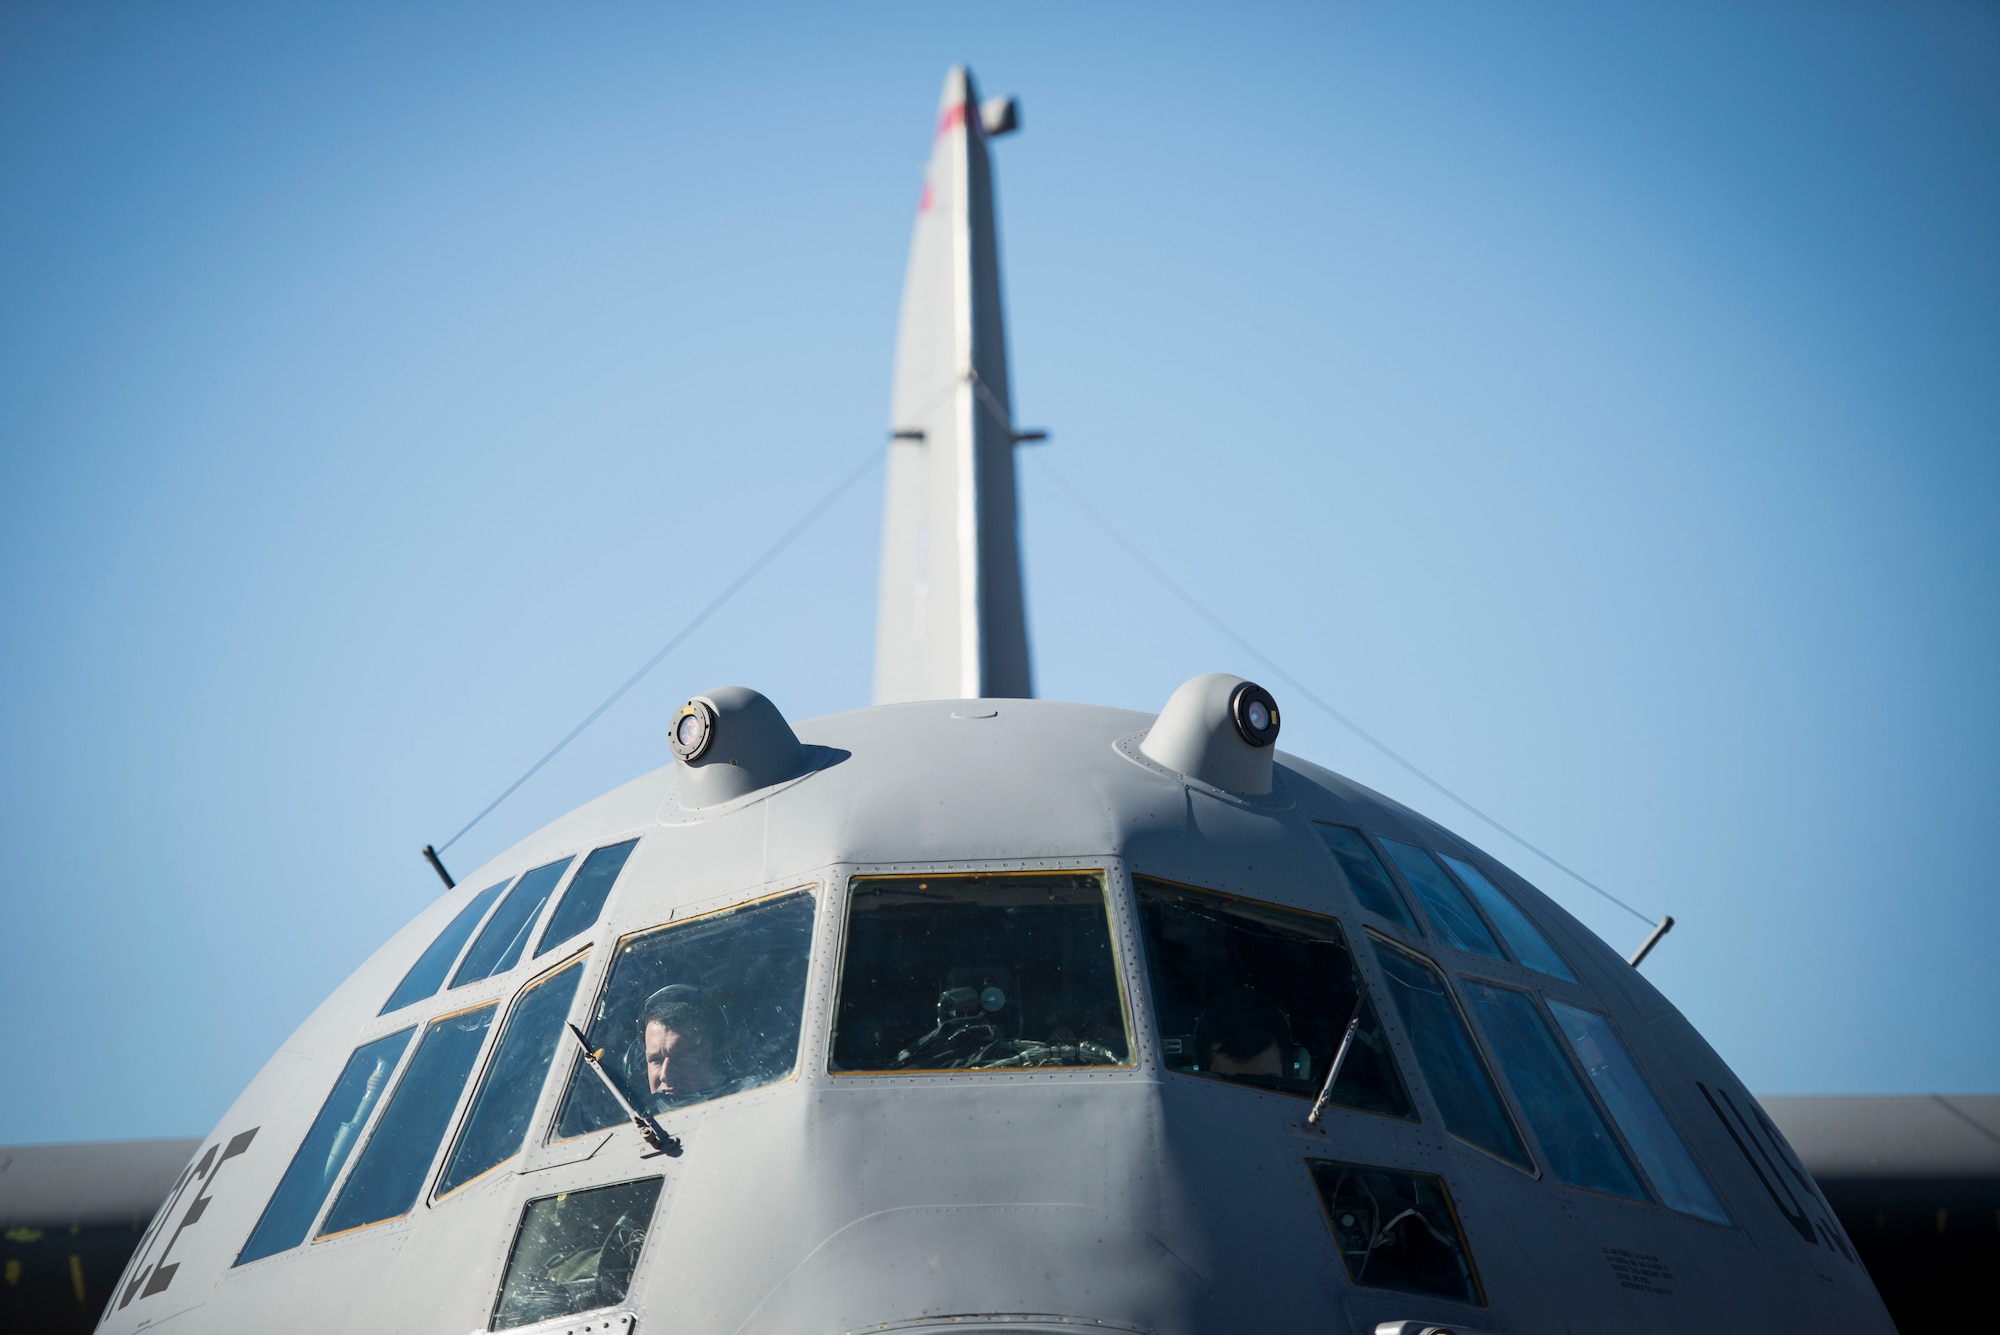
[1306,994,1368,1127]
[566,1023,680,1156]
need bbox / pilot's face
[644,1020,716,1096]
[1208,1039,1282,1078]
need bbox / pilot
[639,984,727,1105]
[1195,987,1296,1082]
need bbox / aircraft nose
[733,1203,1205,1333]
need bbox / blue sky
[2,2,1994,1144]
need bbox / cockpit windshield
[1314,825,1417,931]
[437,957,587,1198]
[453,858,574,988]
[235,1027,412,1265]
[830,873,1131,1073]
[1440,855,1576,981]
[1136,878,1413,1118]
[1371,940,1533,1170]
[379,881,505,1015]
[553,890,815,1138]
[1379,839,1504,960]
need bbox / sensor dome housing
[1139,672,1281,795]
[673,685,808,807]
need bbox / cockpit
[830,873,1129,1073]
[556,889,815,1134]
[221,812,1749,1332]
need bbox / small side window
[453,858,575,988]
[1379,840,1504,960]
[1461,980,1643,1198]
[555,890,816,1138]
[1136,878,1412,1119]
[317,1004,496,1237]
[235,1028,413,1265]
[536,840,638,958]
[1547,1000,1732,1224]
[1439,856,1575,981]
[1315,825,1417,931]
[380,881,507,1015]
[1371,941,1532,1171]
[1308,1159,1482,1305]
[831,874,1131,1073]
[437,958,588,1198]
[491,1177,664,1330]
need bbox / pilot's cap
[641,984,726,1043]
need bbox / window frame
[1545,996,1738,1229]
[547,883,823,1143]
[449,856,581,991]
[827,867,1138,1079]
[245,1021,428,1257]
[488,1174,668,1330]
[1311,822,1423,934]
[1132,872,1414,1119]
[1372,835,1510,962]
[1453,972,1655,1206]
[1363,834,1593,993]
[311,995,503,1242]
[428,827,651,1003]
[231,1024,419,1268]
[431,946,594,1205]
[379,877,514,1017]
[248,834,648,1259]
[1305,1156,1488,1308]
[1435,853,1576,982]
[1365,932,1540,1177]
[534,836,643,960]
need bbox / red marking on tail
[919,180,933,213]
[936,102,968,136]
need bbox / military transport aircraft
[24,65,1939,1335]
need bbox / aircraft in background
[3,64,1993,1335]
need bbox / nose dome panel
[731,1203,1206,1334]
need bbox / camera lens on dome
[1229,682,1280,748]
[670,699,716,762]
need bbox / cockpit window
[554,890,816,1138]
[1308,1160,1482,1305]
[1372,941,1532,1170]
[235,1027,412,1265]
[535,839,638,959]
[453,858,574,989]
[436,958,587,1198]
[1461,980,1644,1198]
[1440,856,1576,981]
[1379,840,1504,959]
[1136,878,1413,1118]
[317,1004,495,1237]
[1314,825,1417,931]
[380,881,507,1015]
[830,873,1131,1073]
[1547,999,1732,1224]
[490,1177,663,1330]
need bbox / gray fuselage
[99,697,1893,1335]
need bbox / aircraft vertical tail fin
[873,65,1032,703]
